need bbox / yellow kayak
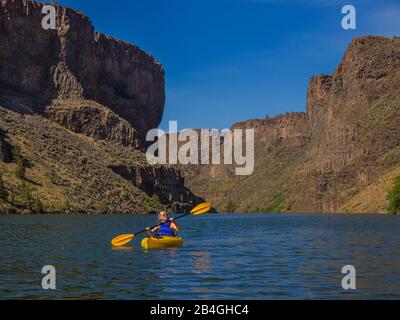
[141,236,183,249]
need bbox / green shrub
[12,145,22,162]
[262,194,287,213]
[387,176,400,215]
[141,196,152,212]
[151,193,162,204]
[60,200,72,213]
[15,158,26,179]
[31,197,43,212]
[0,171,8,200]
[95,199,109,214]
[140,194,167,213]
[224,199,236,213]
[17,183,43,212]
[17,183,31,207]
[13,146,26,179]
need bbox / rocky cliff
[1,1,398,214]
[181,36,400,213]
[0,0,202,214]
[0,0,165,144]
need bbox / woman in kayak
[147,211,180,237]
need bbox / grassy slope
[184,137,309,213]
[341,166,400,213]
[0,106,164,214]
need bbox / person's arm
[169,218,180,231]
[146,226,160,235]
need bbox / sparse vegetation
[151,193,161,204]
[60,200,72,213]
[17,182,43,213]
[12,146,26,180]
[141,196,152,212]
[0,106,193,214]
[140,193,167,213]
[14,158,26,180]
[95,199,109,214]
[249,194,288,213]
[0,170,8,200]
[387,176,400,215]
[224,199,236,213]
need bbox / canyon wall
[1,0,398,213]
[0,0,202,214]
[0,0,165,143]
[181,36,400,213]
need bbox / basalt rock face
[0,130,13,163]
[306,74,332,131]
[181,36,400,213]
[0,0,203,214]
[45,100,141,148]
[299,36,400,212]
[110,165,204,212]
[232,113,310,149]
[178,112,311,212]
[0,0,165,144]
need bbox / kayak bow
[141,236,183,249]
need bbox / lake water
[0,213,399,299]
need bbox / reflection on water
[191,251,211,273]
[111,246,134,252]
[0,214,399,299]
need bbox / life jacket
[158,221,175,236]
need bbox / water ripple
[0,214,399,299]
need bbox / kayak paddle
[111,202,211,247]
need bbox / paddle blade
[191,202,211,215]
[111,234,135,247]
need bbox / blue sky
[54,0,400,130]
